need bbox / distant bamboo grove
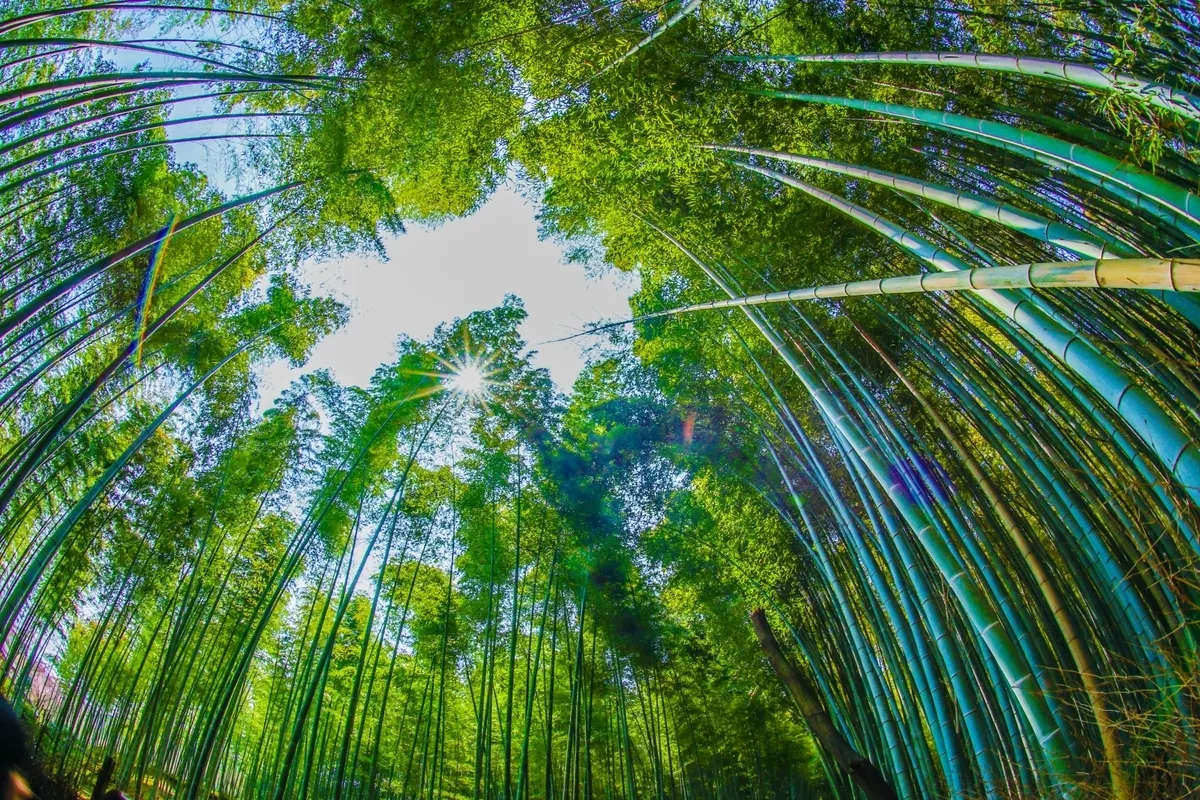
[0,1,1197,800]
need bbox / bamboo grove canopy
[0,1,1198,799]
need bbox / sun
[446,361,488,397]
[434,330,499,402]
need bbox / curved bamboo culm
[0,181,297,337]
[0,25,332,577]
[625,225,1199,794]
[0,11,338,749]
[701,144,1129,259]
[723,52,1200,123]
[0,36,265,74]
[0,23,710,800]
[641,217,1079,790]
[0,112,309,178]
[0,2,286,36]
[589,0,701,81]
[748,89,1200,241]
[701,144,1200,328]
[0,86,283,160]
[0,70,330,106]
[849,322,1132,800]
[729,160,1200,511]
[613,258,1200,316]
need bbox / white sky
[253,185,638,410]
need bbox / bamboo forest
[1,0,1200,798]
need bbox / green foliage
[1,1,1199,799]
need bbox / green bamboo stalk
[0,70,326,107]
[0,37,254,74]
[852,321,1131,799]
[272,399,450,800]
[0,87,279,160]
[0,112,307,178]
[505,446,524,800]
[749,88,1200,240]
[0,328,272,637]
[642,219,1076,785]
[0,2,283,36]
[332,470,425,798]
[0,181,298,341]
[725,51,1200,122]
[587,0,701,83]
[516,551,557,800]
[764,439,917,798]
[184,397,427,800]
[716,163,1200,509]
[703,144,1129,259]
[0,210,294,526]
[0,132,288,197]
[728,325,963,795]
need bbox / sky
[116,38,638,408]
[253,186,639,411]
